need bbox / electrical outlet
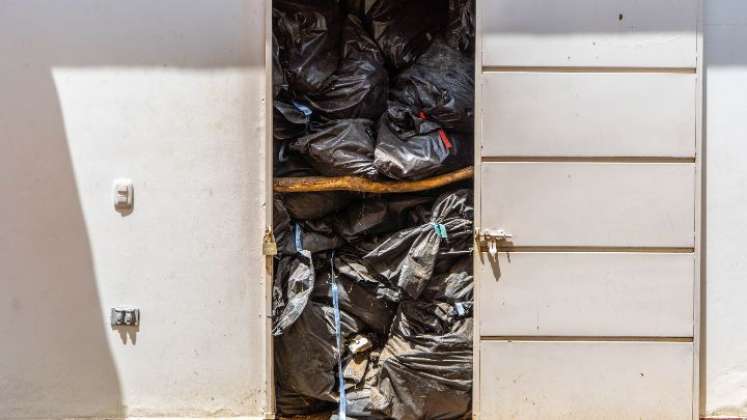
[111,307,140,327]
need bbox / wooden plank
[477,252,694,337]
[480,0,697,68]
[481,72,696,158]
[479,341,694,419]
[480,163,695,247]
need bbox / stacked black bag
[272,1,476,418]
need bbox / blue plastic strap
[292,100,313,117]
[293,223,304,252]
[330,252,347,420]
[277,142,289,163]
[455,302,466,317]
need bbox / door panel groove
[480,336,694,342]
[483,66,696,74]
[481,156,696,163]
[477,246,695,253]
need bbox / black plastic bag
[273,197,297,255]
[334,251,402,303]
[275,302,366,412]
[446,0,476,53]
[275,387,334,417]
[391,37,475,133]
[274,0,342,94]
[303,15,388,121]
[298,219,347,254]
[369,259,473,419]
[313,265,396,336]
[272,34,287,100]
[291,119,379,179]
[332,195,433,243]
[274,197,348,254]
[374,112,472,181]
[363,189,473,299]
[366,0,449,70]
[274,97,311,142]
[282,191,354,221]
[342,0,377,18]
[371,308,472,419]
[272,252,315,336]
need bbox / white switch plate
[113,178,133,211]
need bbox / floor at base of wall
[702,417,747,420]
[34,417,265,420]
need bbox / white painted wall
[0,1,269,419]
[4,1,747,419]
[704,0,747,417]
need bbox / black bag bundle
[296,219,347,254]
[274,97,311,142]
[272,0,475,413]
[303,15,389,121]
[274,0,342,94]
[332,195,433,243]
[363,189,473,299]
[275,387,334,417]
[390,36,475,133]
[291,118,379,178]
[273,197,296,255]
[446,0,476,53]
[374,110,473,181]
[334,251,402,303]
[368,257,473,419]
[313,264,396,336]
[272,34,287,100]
[275,302,367,413]
[272,252,315,336]
[274,197,349,255]
[365,0,449,70]
[341,0,377,18]
[282,191,355,220]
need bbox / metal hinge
[476,228,513,256]
[262,227,278,256]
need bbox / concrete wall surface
[0,1,269,418]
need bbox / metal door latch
[476,228,513,257]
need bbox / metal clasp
[262,227,278,256]
[476,228,513,257]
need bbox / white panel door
[475,1,700,418]
[477,252,695,337]
[481,72,697,157]
[480,341,694,420]
[482,0,698,68]
[481,163,696,247]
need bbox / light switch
[113,179,133,212]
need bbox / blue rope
[330,251,347,420]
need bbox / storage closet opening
[271,0,476,418]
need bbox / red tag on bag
[438,129,453,150]
[418,112,452,150]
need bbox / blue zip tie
[330,252,347,420]
[432,223,448,239]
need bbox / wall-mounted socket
[111,307,140,327]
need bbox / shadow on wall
[0,1,260,418]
